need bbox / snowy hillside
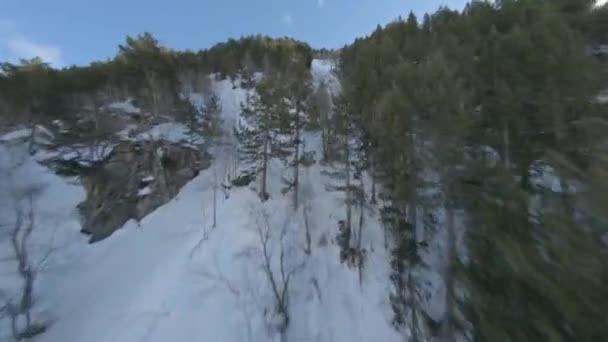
[0,60,401,342]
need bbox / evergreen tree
[180,97,203,144]
[234,89,268,197]
[201,92,224,145]
[280,66,314,209]
[233,77,286,200]
[322,93,359,261]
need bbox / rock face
[78,141,210,242]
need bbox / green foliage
[465,167,608,342]
[0,33,313,125]
[52,159,96,177]
[234,90,269,174]
[338,1,606,340]
[179,97,203,143]
[201,93,223,144]
[230,171,256,187]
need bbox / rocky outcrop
[78,141,210,242]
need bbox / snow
[0,125,54,146]
[0,142,86,341]
[595,94,608,104]
[5,139,398,342]
[311,59,333,85]
[107,99,141,114]
[211,76,249,129]
[530,160,563,193]
[187,93,206,110]
[0,127,31,142]
[137,187,152,196]
[311,58,341,95]
[136,122,190,143]
[44,143,116,165]
[142,176,155,182]
[0,67,401,342]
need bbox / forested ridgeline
[0,34,314,125]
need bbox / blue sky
[0,0,466,67]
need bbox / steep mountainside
[0,62,404,342]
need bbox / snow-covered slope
[0,60,400,342]
[311,58,341,95]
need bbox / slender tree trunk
[345,139,352,240]
[213,173,217,229]
[443,199,456,342]
[357,178,365,251]
[293,103,301,210]
[503,122,510,168]
[370,158,377,205]
[321,108,328,161]
[28,123,37,155]
[408,271,420,342]
[407,140,421,341]
[261,132,269,200]
[303,205,312,255]
[401,200,421,342]
[357,178,365,287]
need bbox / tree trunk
[213,174,217,229]
[408,271,420,342]
[261,133,269,200]
[321,115,328,161]
[357,179,365,251]
[293,103,300,210]
[345,138,352,239]
[303,205,312,255]
[370,160,377,205]
[503,121,510,168]
[443,204,456,342]
[357,178,365,287]
[28,124,37,155]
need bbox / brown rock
[79,140,210,242]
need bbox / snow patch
[137,187,152,197]
[136,122,190,143]
[0,125,54,146]
[107,98,141,114]
[311,58,341,95]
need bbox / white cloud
[282,13,294,26]
[0,19,63,66]
[317,0,325,8]
[596,0,607,7]
[6,37,63,65]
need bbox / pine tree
[233,90,267,196]
[321,93,364,262]
[201,92,223,145]
[180,97,203,144]
[233,77,285,200]
[279,68,314,210]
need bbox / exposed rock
[78,141,210,242]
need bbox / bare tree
[197,255,258,342]
[0,144,56,341]
[255,210,303,340]
[1,184,50,341]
